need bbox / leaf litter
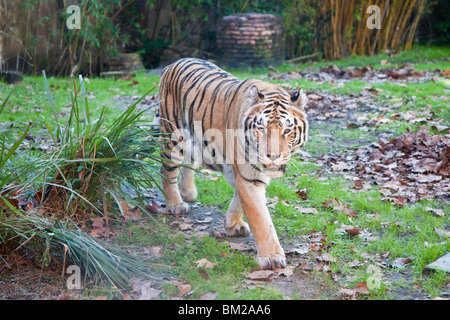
[5,63,448,300]
[316,126,450,204]
[269,64,447,84]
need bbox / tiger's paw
[257,253,286,270]
[167,202,189,215]
[180,187,198,203]
[225,220,250,237]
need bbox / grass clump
[0,73,169,292]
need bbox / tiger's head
[242,84,308,178]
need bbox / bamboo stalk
[405,0,425,50]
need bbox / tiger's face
[244,86,308,178]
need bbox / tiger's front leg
[234,174,286,270]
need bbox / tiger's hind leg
[161,162,189,215]
[180,164,198,203]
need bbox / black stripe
[226,79,250,121]
[236,166,266,186]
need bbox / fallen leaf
[179,221,193,231]
[333,203,358,218]
[309,243,325,251]
[120,200,142,221]
[298,263,313,271]
[415,174,442,183]
[289,244,310,255]
[144,246,163,257]
[331,162,350,171]
[146,201,160,214]
[274,266,294,277]
[337,282,370,299]
[296,207,319,214]
[172,281,192,297]
[295,189,308,200]
[348,259,363,268]
[314,262,329,272]
[354,179,363,190]
[199,291,219,300]
[317,252,337,263]
[345,226,360,236]
[90,217,108,238]
[353,282,371,295]
[392,257,413,268]
[244,270,275,281]
[426,207,445,217]
[434,227,450,239]
[196,217,213,224]
[227,242,253,251]
[196,258,218,269]
[322,198,341,208]
[198,267,210,281]
[131,279,162,300]
[337,288,358,300]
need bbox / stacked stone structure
[217,13,285,68]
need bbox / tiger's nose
[266,153,280,161]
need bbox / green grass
[190,154,450,299]
[0,70,159,125]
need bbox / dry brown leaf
[244,270,275,281]
[198,267,210,281]
[172,280,192,297]
[334,203,358,218]
[331,162,350,171]
[274,266,294,277]
[317,252,337,263]
[287,244,310,255]
[296,207,319,214]
[434,227,450,238]
[295,189,308,200]
[426,207,445,217]
[146,200,160,214]
[392,257,413,268]
[131,279,162,300]
[196,258,218,269]
[353,282,371,295]
[298,263,313,271]
[90,217,108,238]
[178,221,193,231]
[322,198,341,208]
[338,282,370,299]
[309,243,325,251]
[120,200,142,221]
[354,179,363,190]
[345,226,360,236]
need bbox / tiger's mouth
[262,163,286,172]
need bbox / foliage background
[0,0,448,76]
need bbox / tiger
[158,58,308,270]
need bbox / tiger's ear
[249,85,264,104]
[290,89,307,111]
